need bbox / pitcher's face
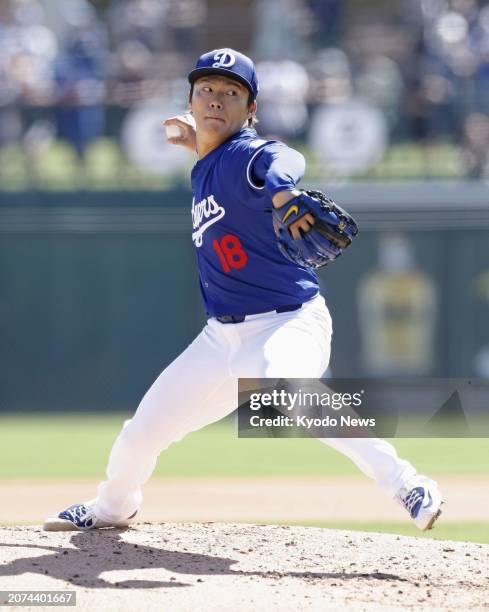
[190,75,255,142]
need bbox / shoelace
[400,488,424,516]
[65,505,96,526]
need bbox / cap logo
[212,50,236,68]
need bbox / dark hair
[188,83,257,127]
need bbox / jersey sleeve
[247,142,306,198]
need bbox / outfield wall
[1,182,488,411]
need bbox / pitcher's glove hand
[272,189,359,269]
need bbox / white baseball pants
[92,294,416,522]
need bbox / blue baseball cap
[188,48,259,100]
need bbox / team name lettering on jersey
[191,194,226,247]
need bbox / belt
[216,303,303,324]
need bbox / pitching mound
[0,523,487,611]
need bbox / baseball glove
[271,189,359,269]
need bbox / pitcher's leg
[319,434,440,529]
[318,437,416,496]
[234,295,333,378]
[93,326,237,522]
[236,297,417,497]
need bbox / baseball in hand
[165,124,182,139]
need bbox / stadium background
[0,0,488,542]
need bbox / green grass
[1,414,488,478]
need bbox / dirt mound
[0,523,487,611]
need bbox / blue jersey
[190,128,319,317]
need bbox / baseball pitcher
[44,49,442,532]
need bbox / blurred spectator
[402,52,456,155]
[107,0,168,52]
[105,0,204,139]
[253,0,314,60]
[53,17,106,159]
[472,5,489,110]
[461,111,489,177]
[0,0,57,186]
[255,60,309,137]
[356,55,404,130]
[307,47,352,104]
[164,0,207,52]
[305,0,342,47]
[415,0,489,134]
[2,0,56,107]
[0,39,23,149]
[109,39,160,107]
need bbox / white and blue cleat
[43,502,137,531]
[396,475,443,531]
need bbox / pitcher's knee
[118,418,150,447]
[119,416,186,452]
